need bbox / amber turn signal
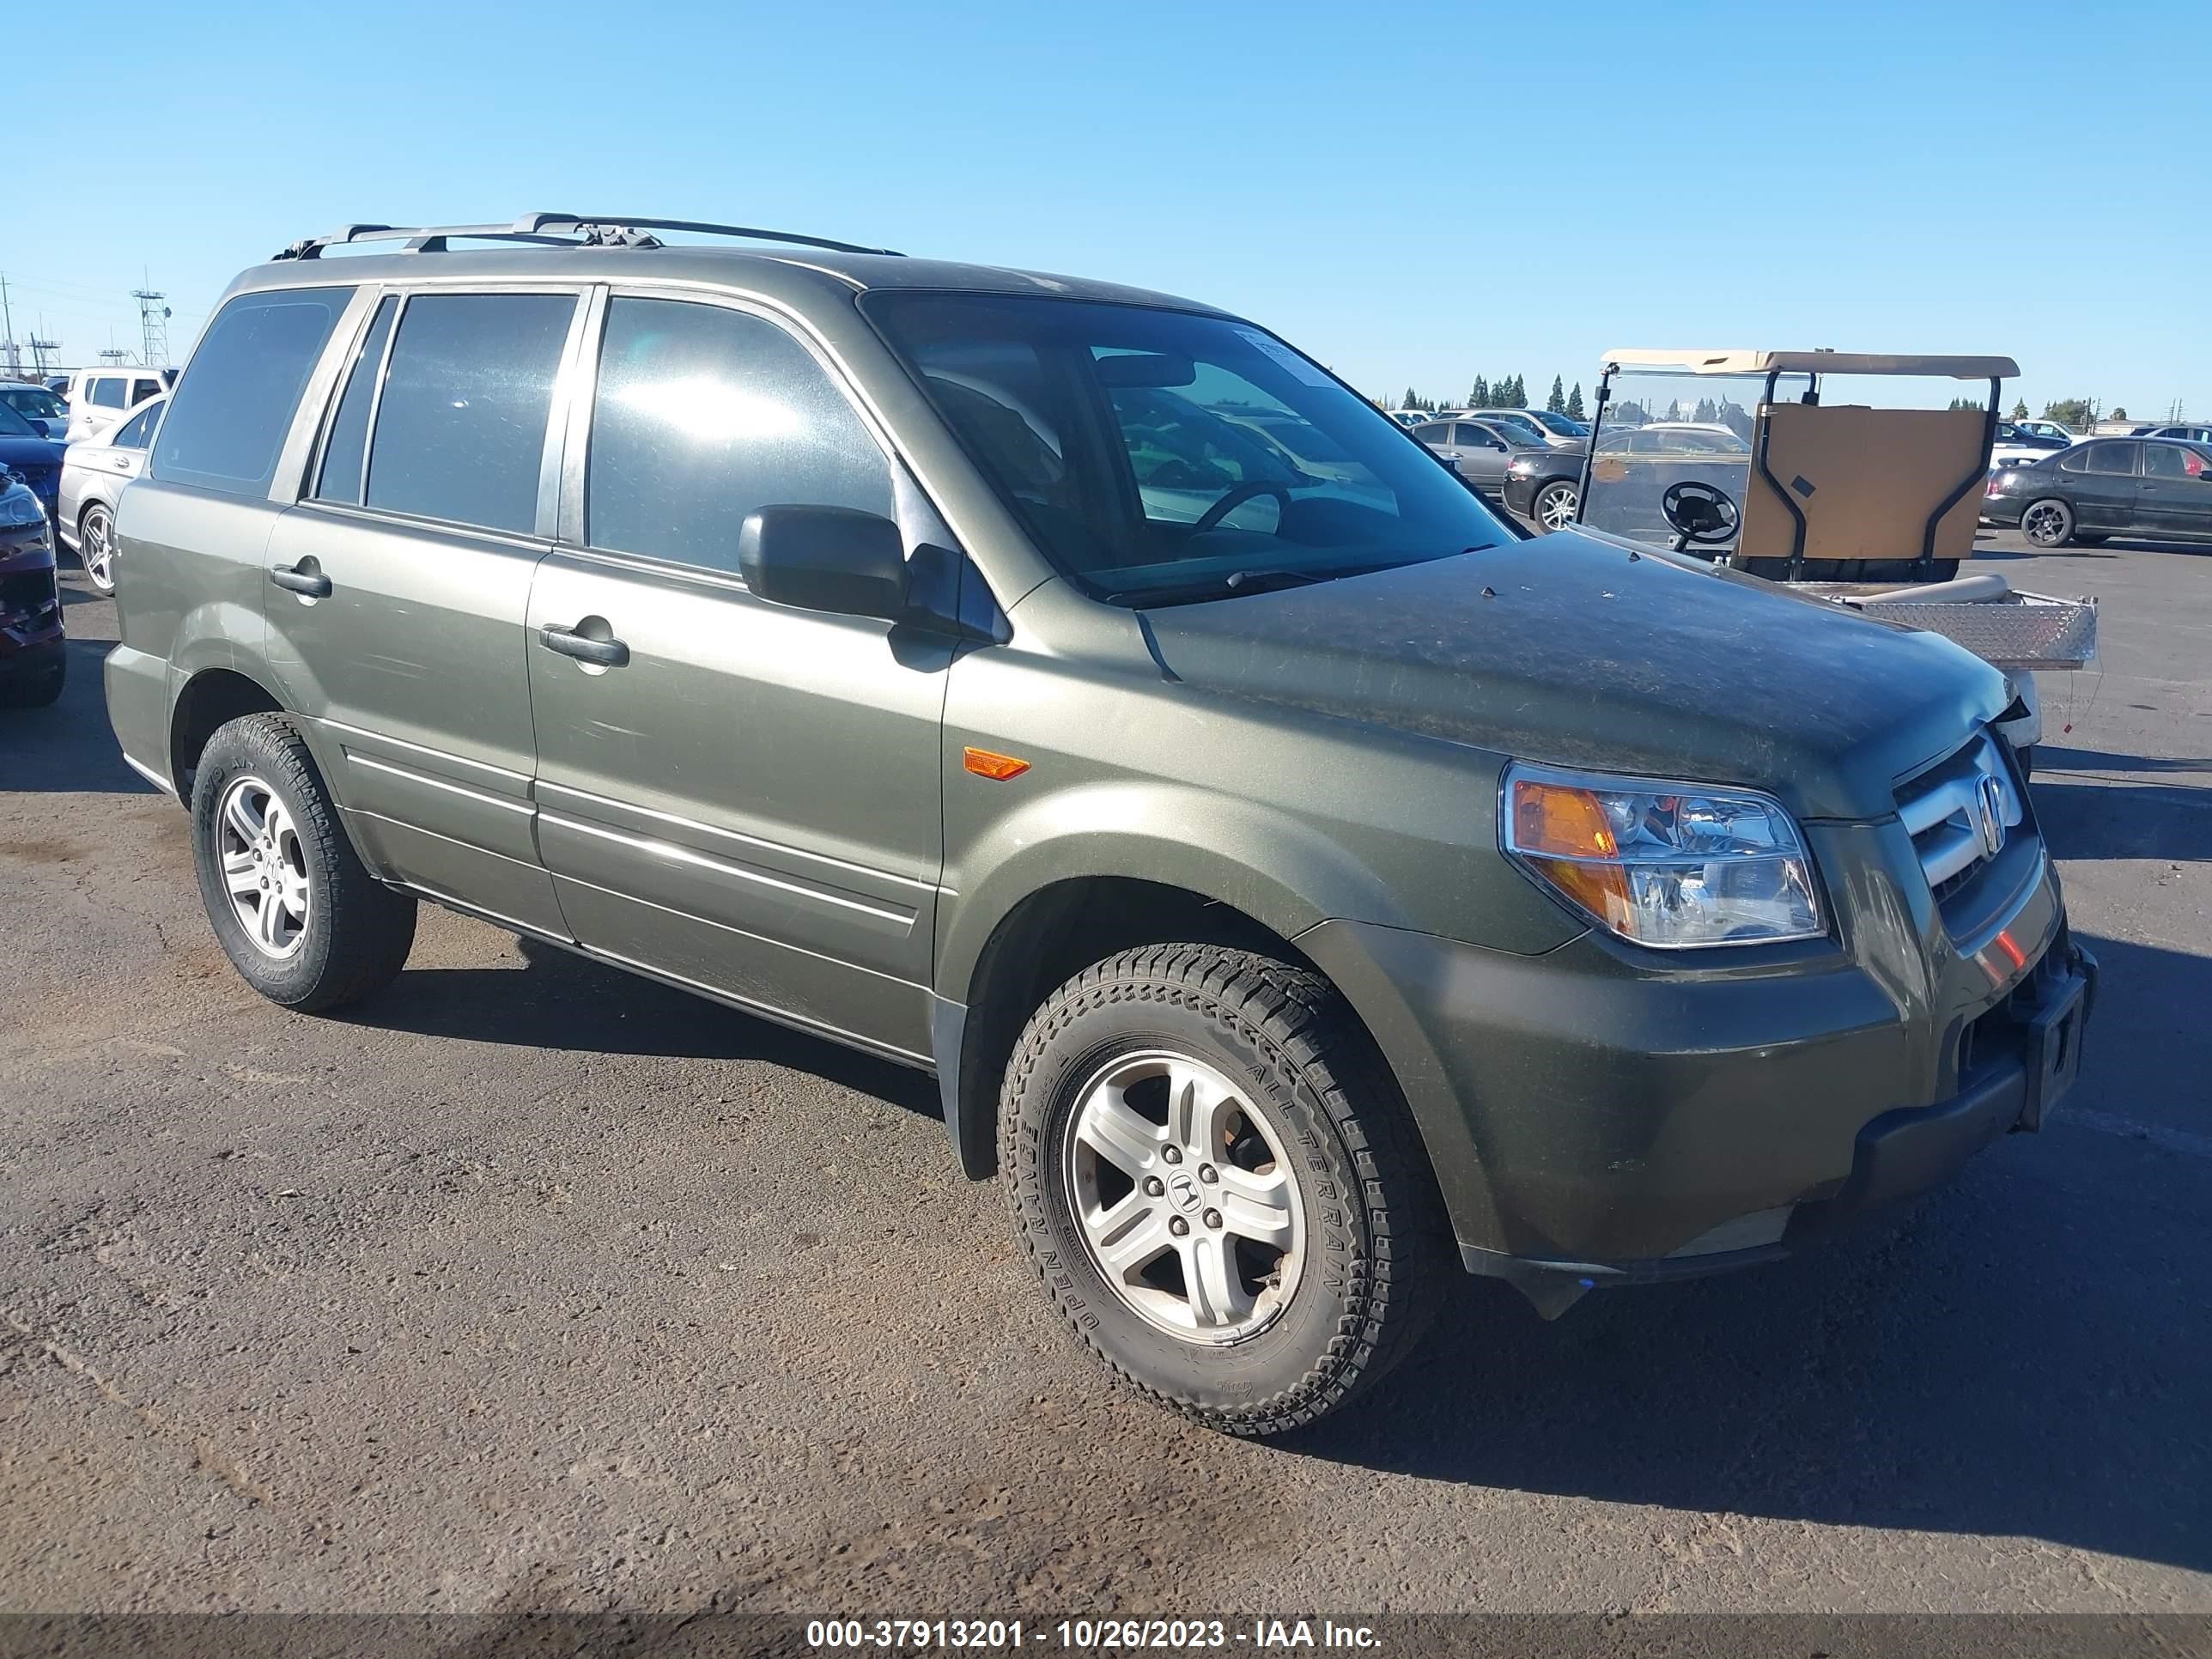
[1509,778,1619,859]
[963,747,1031,781]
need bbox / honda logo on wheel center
[1165,1170,1203,1214]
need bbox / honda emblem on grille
[1974,773,2007,860]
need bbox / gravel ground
[1,528,2206,1618]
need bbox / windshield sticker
[1235,328,1335,389]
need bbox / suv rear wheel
[1000,945,1447,1436]
[190,713,416,1012]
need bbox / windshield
[866,294,1511,604]
[1528,410,1587,437]
[1471,410,1547,442]
[0,401,40,438]
[0,387,64,422]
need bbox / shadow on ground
[0,635,153,794]
[1283,933,2212,1577]
[2033,779,2211,861]
[350,936,942,1119]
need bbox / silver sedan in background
[1413,416,1559,499]
[57,395,164,594]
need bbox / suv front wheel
[190,713,417,1012]
[1000,945,1447,1436]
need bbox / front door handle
[538,623,629,668]
[270,563,331,598]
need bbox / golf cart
[1568,349,2097,772]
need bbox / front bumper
[1297,805,2089,1307]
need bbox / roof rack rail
[272,214,904,262]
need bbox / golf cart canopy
[1598,349,2019,380]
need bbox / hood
[1140,531,2008,821]
[0,434,64,469]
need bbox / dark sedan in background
[1983,435,2212,547]
[0,400,65,530]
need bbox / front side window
[586,297,895,574]
[1455,423,1503,448]
[89,377,126,409]
[112,401,163,449]
[364,291,575,534]
[2086,442,2139,477]
[866,293,1509,604]
[150,286,353,498]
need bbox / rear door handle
[538,623,629,668]
[270,563,331,598]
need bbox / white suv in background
[61,366,176,444]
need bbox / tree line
[1390,374,1587,421]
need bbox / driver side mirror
[738,505,908,621]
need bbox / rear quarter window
[150,287,354,498]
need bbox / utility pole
[134,286,172,367]
[0,273,18,376]
[28,335,59,374]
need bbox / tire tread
[998,944,1448,1437]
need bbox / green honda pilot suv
[106,216,2094,1436]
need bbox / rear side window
[89,378,126,409]
[150,287,353,498]
[313,295,399,506]
[364,293,574,534]
[586,296,893,574]
[112,402,162,449]
[131,379,161,405]
[2086,442,2138,476]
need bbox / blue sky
[9,0,2204,420]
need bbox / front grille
[1896,732,2023,907]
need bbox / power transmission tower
[28,335,59,374]
[134,288,172,366]
[99,348,131,366]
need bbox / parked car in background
[1413,416,1551,497]
[1991,419,2071,472]
[58,394,164,593]
[1385,409,1427,428]
[2129,422,2212,445]
[1499,443,1588,532]
[0,398,66,528]
[62,366,175,444]
[2012,418,2076,445]
[1452,408,1554,447]
[1982,436,2212,546]
[0,467,65,706]
[0,381,70,440]
[1478,406,1588,447]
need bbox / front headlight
[1506,457,1540,475]
[1503,762,1825,948]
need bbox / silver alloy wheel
[2022,501,2069,546]
[81,504,116,592]
[216,775,311,959]
[1535,482,1579,532]
[1063,1049,1304,1342]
